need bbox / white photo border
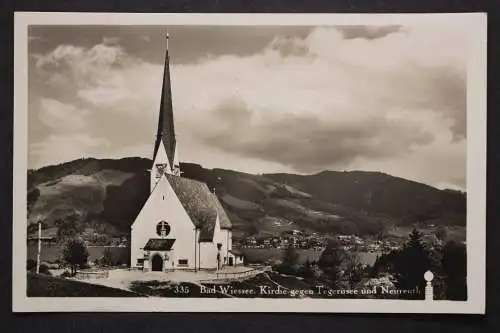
[12,12,487,314]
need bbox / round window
[156,221,171,237]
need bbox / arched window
[156,221,171,237]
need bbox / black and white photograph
[12,12,486,313]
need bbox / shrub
[61,238,89,274]
[38,264,52,276]
[27,259,37,271]
[59,270,74,278]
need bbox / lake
[27,243,130,265]
[27,244,380,267]
[240,248,379,266]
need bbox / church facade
[130,35,243,272]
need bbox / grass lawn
[27,273,141,297]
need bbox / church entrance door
[151,254,163,272]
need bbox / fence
[74,270,109,280]
[199,266,272,283]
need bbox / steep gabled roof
[199,215,216,243]
[164,174,232,243]
[153,35,176,169]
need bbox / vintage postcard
[13,12,486,313]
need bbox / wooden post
[424,270,434,301]
[36,221,41,274]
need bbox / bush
[318,240,344,287]
[59,270,74,278]
[61,238,89,274]
[38,264,52,276]
[27,259,37,271]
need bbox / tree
[318,240,344,287]
[298,259,315,279]
[392,229,431,299]
[435,225,447,242]
[344,252,363,288]
[102,247,114,266]
[441,241,467,300]
[56,216,78,239]
[61,238,89,275]
[371,250,399,277]
[27,259,37,271]
[279,246,299,274]
[27,187,40,216]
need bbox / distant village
[234,230,404,253]
[29,223,450,255]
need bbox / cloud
[336,25,402,40]
[34,43,132,91]
[38,98,89,131]
[28,36,44,42]
[102,36,120,45]
[169,26,466,181]
[29,25,468,189]
[191,103,439,173]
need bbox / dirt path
[263,272,290,291]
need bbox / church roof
[199,216,216,242]
[164,174,232,242]
[153,34,176,170]
[144,238,176,251]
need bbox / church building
[130,35,243,272]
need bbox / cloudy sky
[28,24,467,190]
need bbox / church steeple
[152,33,180,181]
[153,33,178,172]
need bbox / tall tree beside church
[441,240,467,300]
[392,229,431,299]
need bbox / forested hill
[26,157,466,240]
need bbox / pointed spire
[153,32,176,169]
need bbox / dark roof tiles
[144,238,176,251]
[163,174,232,242]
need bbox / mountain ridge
[26,157,466,241]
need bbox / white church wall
[199,242,217,269]
[235,254,244,265]
[131,175,197,270]
[150,141,172,190]
[211,216,233,268]
[227,252,244,266]
[172,146,180,176]
[221,229,231,265]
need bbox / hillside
[265,171,466,227]
[26,158,466,241]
